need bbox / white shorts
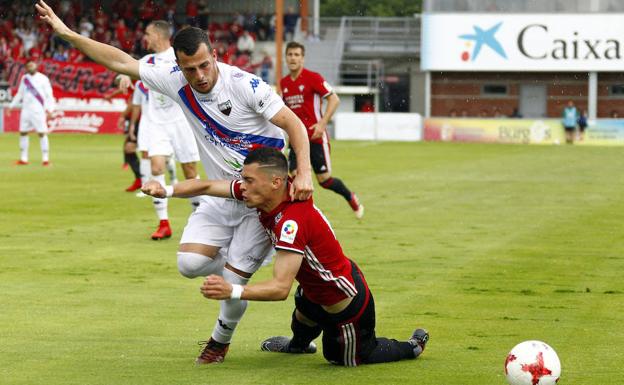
[20,112,48,133]
[148,118,199,164]
[137,116,150,152]
[180,195,274,274]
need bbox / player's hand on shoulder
[200,275,231,300]
[290,172,314,201]
[141,180,166,198]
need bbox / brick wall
[431,72,624,117]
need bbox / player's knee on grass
[177,251,224,278]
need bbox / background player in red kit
[280,42,364,219]
[141,148,428,366]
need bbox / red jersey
[231,181,357,305]
[280,68,333,144]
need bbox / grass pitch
[1,133,623,385]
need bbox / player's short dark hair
[147,20,171,39]
[285,41,305,56]
[244,148,288,177]
[172,27,212,58]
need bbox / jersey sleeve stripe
[275,245,305,254]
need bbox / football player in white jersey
[37,0,313,364]
[137,21,202,240]
[8,59,55,166]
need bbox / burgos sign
[421,14,624,71]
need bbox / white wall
[335,112,422,141]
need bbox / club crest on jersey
[299,85,305,92]
[283,87,288,93]
[280,220,298,244]
[218,100,232,116]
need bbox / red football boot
[151,220,172,240]
[42,161,50,166]
[196,338,230,364]
[125,178,142,192]
[15,160,29,165]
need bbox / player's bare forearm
[35,1,139,78]
[200,251,302,301]
[142,179,232,199]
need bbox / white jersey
[9,72,55,115]
[139,61,285,180]
[139,47,187,124]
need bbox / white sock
[19,135,29,162]
[140,158,151,185]
[176,251,225,278]
[167,157,178,183]
[40,135,49,162]
[152,174,168,220]
[211,268,250,344]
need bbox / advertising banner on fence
[422,14,624,72]
[3,110,123,134]
[424,118,624,146]
[4,58,117,99]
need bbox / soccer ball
[504,340,561,385]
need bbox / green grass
[1,133,623,384]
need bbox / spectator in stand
[257,50,273,83]
[284,6,298,41]
[52,44,69,61]
[610,110,619,118]
[186,0,199,27]
[79,17,93,38]
[198,0,210,29]
[256,12,270,41]
[9,35,24,59]
[16,25,38,54]
[510,107,522,118]
[0,36,8,62]
[115,19,128,47]
[237,30,255,56]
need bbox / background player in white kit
[136,21,201,240]
[37,0,313,364]
[8,59,55,166]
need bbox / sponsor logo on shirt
[274,212,283,224]
[232,71,244,79]
[223,156,243,172]
[280,220,298,244]
[218,100,232,116]
[250,78,260,93]
[169,65,180,74]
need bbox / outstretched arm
[200,250,303,301]
[35,1,139,78]
[141,178,233,199]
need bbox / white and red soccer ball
[505,340,561,385]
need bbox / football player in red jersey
[280,42,364,219]
[141,147,428,366]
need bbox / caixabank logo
[458,22,507,62]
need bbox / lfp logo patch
[280,220,298,244]
[458,22,507,62]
